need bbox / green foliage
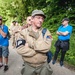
[0,0,75,66]
[65,33,75,65]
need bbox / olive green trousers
[21,62,53,75]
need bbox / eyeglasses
[34,16,44,20]
[28,19,31,21]
[0,19,2,20]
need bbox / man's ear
[31,16,34,21]
[31,16,34,19]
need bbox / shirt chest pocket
[26,35,35,45]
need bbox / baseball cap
[32,9,46,18]
[62,18,69,22]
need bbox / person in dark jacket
[52,18,73,66]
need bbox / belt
[58,39,69,42]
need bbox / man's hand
[25,43,29,48]
[56,31,61,35]
[0,28,7,37]
[0,28,2,34]
[57,31,69,36]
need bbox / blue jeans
[0,46,9,58]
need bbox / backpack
[7,31,11,40]
[1,25,11,40]
[42,28,53,63]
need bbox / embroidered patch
[46,35,53,41]
[46,35,52,39]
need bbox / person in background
[21,16,32,30]
[9,21,16,48]
[16,9,53,75]
[52,18,73,66]
[9,21,21,48]
[0,16,9,71]
[21,16,32,66]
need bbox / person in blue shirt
[52,18,73,66]
[0,16,9,71]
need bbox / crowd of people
[0,9,73,75]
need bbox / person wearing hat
[15,9,53,75]
[52,18,73,66]
[0,16,9,71]
[9,21,21,48]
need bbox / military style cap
[32,9,46,18]
[62,18,69,22]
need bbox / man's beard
[0,23,2,25]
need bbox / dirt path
[50,61,75,75]
[0,40,75,75]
